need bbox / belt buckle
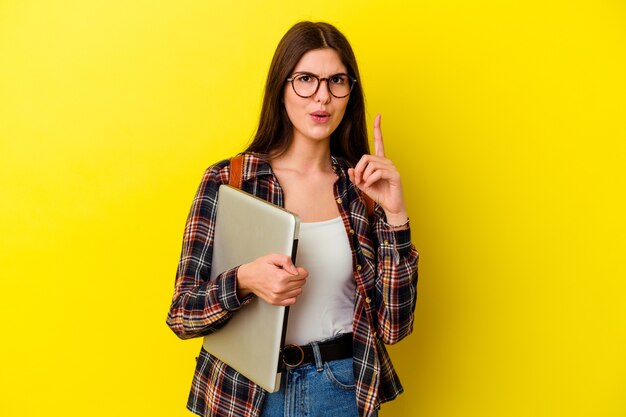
[282,344,304,368]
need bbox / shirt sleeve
[372,209,419,345]
[166,164,253,340]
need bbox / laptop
[202,185,300,392]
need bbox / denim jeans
[260,341,365,417]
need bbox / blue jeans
[261,341,366,417]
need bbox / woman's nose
[314,79,332,103]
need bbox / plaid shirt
[167,153,419,417]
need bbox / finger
[360,159,393,181]
[276,269,307,287]
[295,267,309,279]
[360,163,395,188]
[274,272,306,292]
[348,168,357,185]
[275,278,305,294]
[360,161,376,184]
[266,293,299,306]
[362,170,384,188]
[267,254,298,274]
[373,114,385,157]
[354,154,392,177]
[283,288,302,305]
[280,297,298,306]
[266,279,302,303]
[353,155,373,184]
[363,163,401,188]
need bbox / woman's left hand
[348,114,408,226]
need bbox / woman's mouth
[310,111,331,123]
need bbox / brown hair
[244,21,369,166]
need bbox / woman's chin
[305,125,338,141]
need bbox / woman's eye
[330,75,346,84]
[297,75,313,83]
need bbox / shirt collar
[331,155,351,178]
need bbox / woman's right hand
[236,254,308,306]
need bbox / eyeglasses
[286,72,357,99]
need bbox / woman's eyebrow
[292,70,348,76]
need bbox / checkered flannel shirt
[167,153,419,417]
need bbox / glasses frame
[286,72,357,99]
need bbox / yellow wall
[1,1,624,416]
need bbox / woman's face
[283,48,350,145]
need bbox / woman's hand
[348,114,408,226]
[236,254,308,306]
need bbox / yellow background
[1,1,625,416]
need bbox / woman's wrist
[383,210,409,228]
[236,264,253,298]
[383,218,410,231]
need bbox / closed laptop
[202,185,299,392]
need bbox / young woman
[167,21,419,417]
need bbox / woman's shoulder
[199,158,231,185]
[201,152,272,185]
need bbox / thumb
[348,168,358,186]
[265,254,298,274]
[296,267,309,279]
[278,257,298,275]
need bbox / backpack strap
[229,154,244,189]
[228,154,375,217]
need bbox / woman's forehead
[292,48,347,74]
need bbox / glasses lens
[327,74,352,98]
[292,74,319,97]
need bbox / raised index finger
[373,113,385,157]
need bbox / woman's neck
[270,136,333,174]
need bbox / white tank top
[285,216,355,346]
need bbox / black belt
[280,333,353,370]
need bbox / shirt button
[383,239,389,245]
[365,297,372,304]
[349,228,355,235]
[336,198,343,204]
[356,264,362,271]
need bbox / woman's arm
[349,114,419,344]
[166,164,250,340]
[166,162,309,339]
[372,214,419,344]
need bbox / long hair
[244,22,369,166]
